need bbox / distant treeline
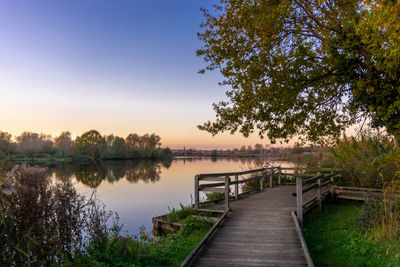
[174,145,315,158]
[0,130,172,162]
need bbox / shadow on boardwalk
[192,186,308,267]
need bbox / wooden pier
[181,166,385,266]
[193,185,307,266]
[182,167,344,267]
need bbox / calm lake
[48,158,297,235]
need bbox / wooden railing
[195,166,391,220]
[293,169,398,227]
[194,166,281,210]
[295,172,337,227]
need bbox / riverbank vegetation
[69,214,212,266]
[0,130,172,163]
[0,165,212,266]
[173,145,318,160]
[299,132,400,265]
[304,200,400,266]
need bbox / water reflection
[49,157,294,189]
[45,157,298,234]
[50,159,172,188]
[174,156,269,165]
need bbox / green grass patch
[303,200,400,267]
[165,204,194,223]
[205,192,225,201]
[67,216,213,266]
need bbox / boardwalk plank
[191,185,308,267]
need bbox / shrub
[359,182,400,240]
[0,165,119,266]
[331,132,398,188]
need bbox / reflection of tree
[52,164,75,183]
[125,160,162,184]
[74,164,107,188]
[51,158,172,188]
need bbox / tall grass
[330,132,399,188]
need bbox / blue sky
[0,0,274,149]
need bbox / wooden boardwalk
[192,186,308,267]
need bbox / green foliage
[331,132,398,188]
[359,183,400,240]
[0,129,172,162]
[75,130,106,160]
[241,179,260,192]
[68,214,213,266]
[303,201,400,267]
[205,192,225,201]
[165,204,194,222]
[197,0,400,144]
[0,131,13,158]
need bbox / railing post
[259,172,264,192]
[269,169,273,188]
[296,177,303,228]
[235,174,239,200]
[278,167,281,185]
[225,175,230,210]
[194,175,199,209]
[330,175,335,199]
[317,177,322,212]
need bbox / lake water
[48,158,297,235]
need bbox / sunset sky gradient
[0,0,284,149]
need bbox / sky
[0,0,283,149]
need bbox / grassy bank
[68,209,213,266]
[303,200,400,267]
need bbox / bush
[331,132,399,188]
[359,182,400,240]
[0,165,119,265]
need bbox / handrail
[295,172,339,227]
[194,167,279,209]
[302,174,324,185]
[195,167,342,216]
[198,166,278,179]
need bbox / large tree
[54,131,74,157]
[197,0,400,144]
[74,130,105,160]
[0,131,13,157]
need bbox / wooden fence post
[194,175,199,209]
[330,176,335,199]
[296,177,303,227]
[278,167,281,185]
[235,174,239,200]
[225,175,230,210]
[317,177,322,212]
[259,172,264,192]
[269,169,273,188]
